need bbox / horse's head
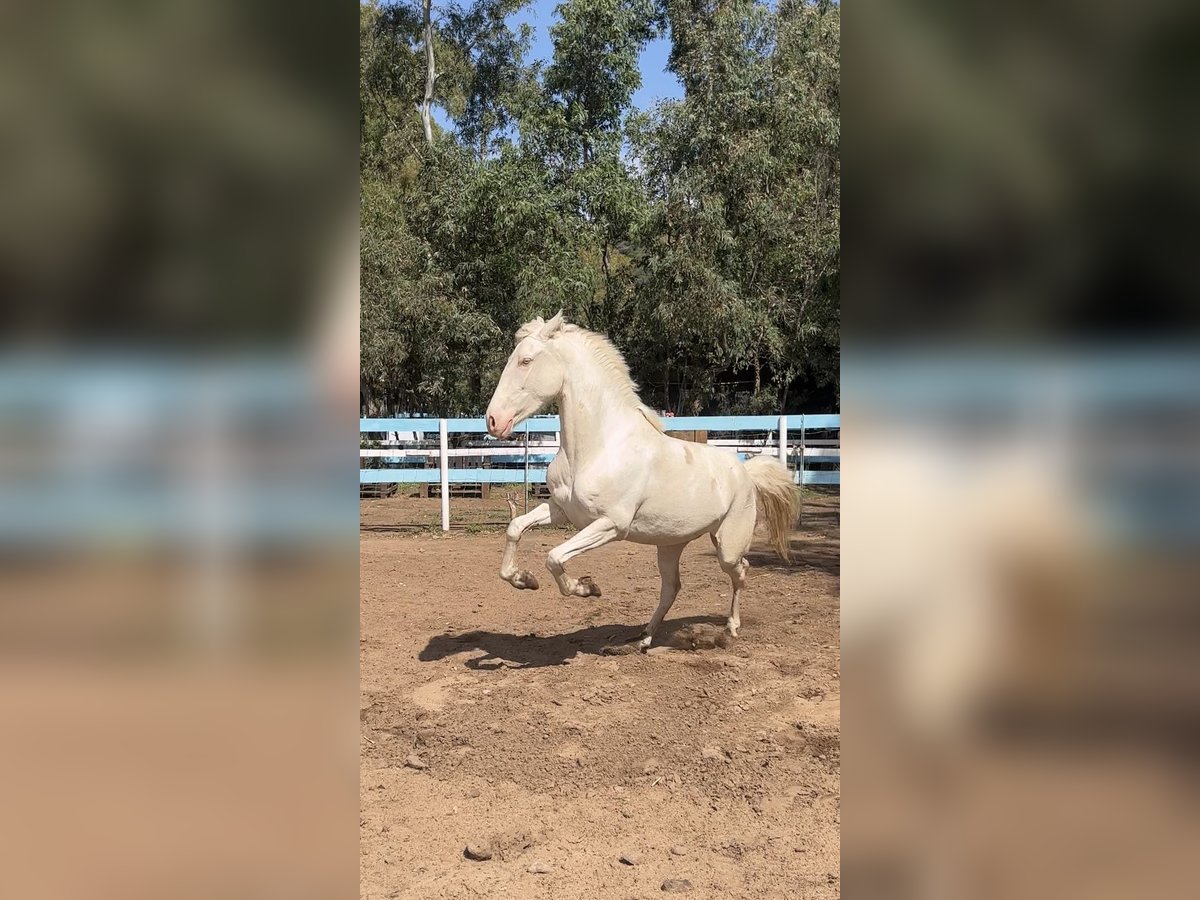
[486,311,566,438]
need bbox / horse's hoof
[635,634,652,652]
[510,571,539,590]
[726,620,740,638]
[574,576,601,598]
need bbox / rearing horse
[485,312,801,650]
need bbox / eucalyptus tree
[519,0,661,335]
[443,0,537,159]
[360,1,426,175]
[359,0,840,416]
[628,0,840,412]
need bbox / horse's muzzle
[486,413,513,438]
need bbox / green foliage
[443,0,538,158]
[544,0,660,159]
[360,1,426,175]
[360,0,840,416]
[628,0,840,412]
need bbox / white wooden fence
[361,414,840,531]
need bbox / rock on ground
[662,878,694,893]
[464,843,493,861]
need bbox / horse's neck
[555,345,647,467]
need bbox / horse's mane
[515,318,665,433]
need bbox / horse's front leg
[545,516,620,598]
[500,502,553,589]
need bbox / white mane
[515,318,664,432]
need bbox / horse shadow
[418,615,728,670]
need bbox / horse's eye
[519,357,533,367]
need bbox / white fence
[361,414,839,530]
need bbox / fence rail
[361,414,840,530]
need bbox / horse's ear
[540,309,565,339]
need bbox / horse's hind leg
[636,543,686,651]
[714,506,755,637]
[722,557,750,638]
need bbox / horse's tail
[743,455,802,564]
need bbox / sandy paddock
[361,492,840,899]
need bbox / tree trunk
[421,0,435,145]
[601,243,611,327]
[468,357,482,410]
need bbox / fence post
[798,415,805,524]
[439,418,449,531]
[778,414,788,467]
[523,423,530,515]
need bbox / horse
[484,311,801,650]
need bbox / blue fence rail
[0,359,359,548]
[361,414,839,528]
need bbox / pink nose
[488,413,514,437]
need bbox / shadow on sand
[418,614,728,670]
[745,536,839,575]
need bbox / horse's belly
[626,490,725,543]
[624,521,711,545]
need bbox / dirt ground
[360,492,840,900]
[361,488,534,529]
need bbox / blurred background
[7,0,1200,896]
[0,2,359,897]
[843,1,1200,898]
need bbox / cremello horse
[485,312,801,650]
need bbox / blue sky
[432,0,683,131]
